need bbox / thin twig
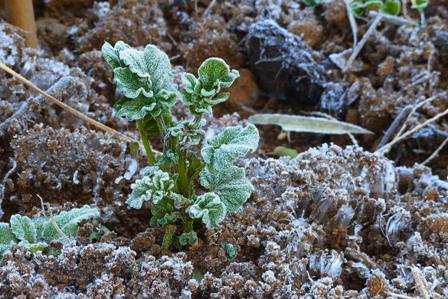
[0,61,162,156]
[375,105,413,151]
[394,93,446,141]
[386,292,416,299]
[344,0,358,47]
[0,61,134,144]
[37,194,71,243]
[203,0,217,18]
[377,108,448,155]
[422,136,448,165]
[369,10,417,27]
[344,14,382,72]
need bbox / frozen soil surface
[0,0,448,298]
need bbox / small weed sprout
[102,41,259,250]
[0,205,99,263]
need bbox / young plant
[0,205,99,263]
[102,41,259,250]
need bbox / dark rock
[245,19,328,106]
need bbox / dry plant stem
[369,11,416,27]
[411,266,431,299]
[0,61,161,153]
[394,93,447,140]
[203,0,218,18]
[344,14,382,72]
[377,108,448,155]
[37,195,71,243]
[422,136,448,165]
[386,292,416,299]
[5,0,38,48]
[375,105,413,151]
[344,0,358,46]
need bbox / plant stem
[177,149,191,196]
[137,119,156,165]
[161,224,176,250]
[184,217,194,233]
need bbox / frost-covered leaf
[102,42,178,120]
[249,114,372,135]
[178,231,198,246]
[113,67,153,99]
[127,169,175,209]
[181,58,239,115]
[187,193,226,228]
[202,125,259,170]
[200,166,254,212]
[222,242,236,261]
[150,201,178,227]
[19,241,48,253]
[198,58,239,94]
[101,41,131,69]
[10,215,37,243]
[114,91,176,120]
[0,244,10,255]
[41,206,99,242]
[0,223,16,245]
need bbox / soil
[1,0,448,298]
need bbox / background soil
[0,0,447,298]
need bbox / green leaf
[411,0,428,12]
[127,168,175,209]
[200,166,254,212]
[198,58,239,93]
[249,114,373,135]
[41,206,99,242]
[181,58,239,115]
[102,42,178,121]
[113,67,154,99]
[150,201,178,227]
[273,146,299,158]
[202,125,259,170]
[101,41,131,69]
[10,215,37,243]
[0,244,11,256]
[222,242,236,261]
[178,231,198,246]
[381,0,400,15]
[351,1,383,17]
[20,241,48,253]
[187,193,226,228]
[0,223,16,245]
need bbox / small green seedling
[380,0,401,15]
[351,0,383,18]
[0,205,99,263]
[411,0,428,13]
[102,42,259,250]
